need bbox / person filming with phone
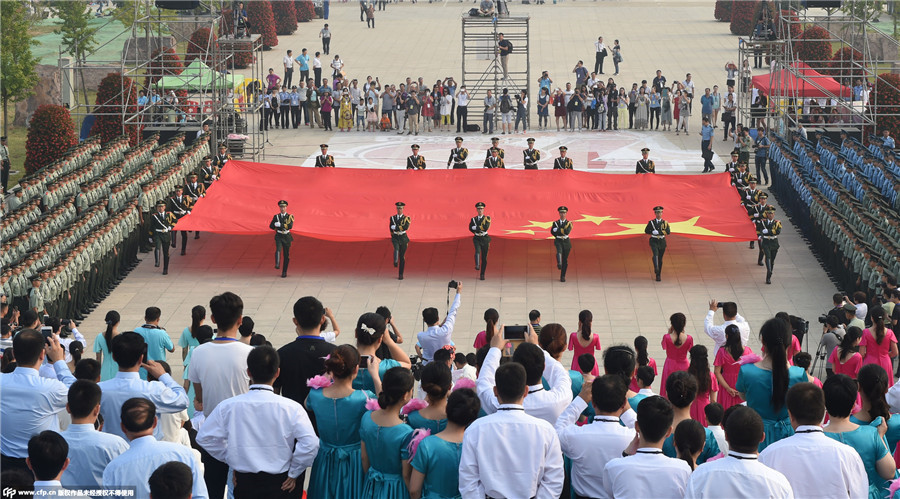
[353,312,411,393]
[417,282,462,365]
[704,300,751,357]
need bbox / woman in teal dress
[824,373,897,499]
[307,344,380,499]
[735,318,808,451]
[92,310,120,381]
[178,306,205,417]
[851,363,900,459]
[662,371,720,464]
[409,388,481,499]
[407,362,450,434]
[355,312,411,392]
[361,366,416,499]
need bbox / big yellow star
[522,220,555,229]
[595,223,646,237]
[574,214,619,225]
[505,229,536,235]
[668,216,735,238]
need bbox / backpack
[505,41,514,54]
[500,95,512,113]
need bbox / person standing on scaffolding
[498,33,512,80]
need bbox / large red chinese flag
[175,161,757,242]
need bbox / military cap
[218,144,227,149]
[764,206,776,213]
[278,200,288,207]
[174,185,183,190]
[320,144,329,148]
[189,173,198,177]
[395,201,405,207]
[759,192,769,199]
[156,200,167,207]
[559,146,567,151]
[527,137,535,143]
[641,147,650,153]
[411,144,420,149]
[0,136,6,141]
[731,151,739,156]
[557,205,568,212]
[653,206,664,211]
[748,175,758,183]
[475,202,486,208]
[455,137,464,142]
[842,303,857,312]
[491,137,500,142]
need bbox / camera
[448,280,458,289]
[359,355,370,369]
[817,315,829,324]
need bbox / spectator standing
[366,3,375,28]
[319,24,331,55]
[711,85,722,126]
[573,61,588,88]
[498,33,512,79]
[482,90,496,134]
[514,90,528,133]
[676,91,691,135]
[700,88,713,123]
[456,86,470,133]
[700,117,715,172]
[611,40,622,75]
[594,36,607,74]
[187,292,253,499]
[313,52,322,87]
[283,50,294,89]
[296,48,310,83]
[704,300,751,357]
[417,286,462,363]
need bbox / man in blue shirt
[882,129,896,150]
[60,380,129,488]
[700,88,713,123]
[754,126,771,184]
[573,61,588,88]
[296,48,310,83]
[0,331,75,470]
[700,117,715,173]
[539,71,553,94]
[279,86,291,129]
[290,86,301,128]
[133,306,173,379]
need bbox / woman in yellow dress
[338,91,353,131]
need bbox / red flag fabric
[174,161,758,242]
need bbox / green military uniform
[269,200,295,278]
[636,148,655,173]
[407,145,426,170]
[554,146,573,170]
[757,206,782,284]
[149,201,177,275]
[390,202,411,280]
[470,202,491,280]
[644,206,671,281]
[315,144,335,167]
[28,278,45,315]
[448,138,469,169]
[523,139,541,169]
[552,206,573,282]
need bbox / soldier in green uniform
[644,205,671,282]
[447,137,469,169]
[553,146,573,170]
[76,184,90,214]
[757,206,782,284]
[636,148,655,173]
[390,202,411,280]
[484,148,505,168]
[315,144,335,167]
[523,138,541,169]
[407,144,426,170]
[269,200,294,278]
[551,206,573,282]
[149,200,177,275]
[470,202,491,281]
[167,185,193,255]
[484,137,505,167]
[29,275,45,316]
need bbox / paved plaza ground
[76,1,839,390]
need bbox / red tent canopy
[752,62,851,99]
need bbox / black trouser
[200,444,230,499]
[754,48,763,68]
[473,235,490,277]
[392,234,408,277]
[235,470,302,499]
[275,234,292,273]
[322,110,332,130]
[280,106,291,128]
[1,454,27,472]
[368,17,374,28]
[594,52,605,74]
[314,67,322,87]
[171,229,187,253]
[650,237,666,276]
[702,140,714,171]
[322,37,331,54]
[755,155,769,183]
[360,2,366,20]
[300,69,309,82]
[650,107,660,129]
[260,108,269,130]
[456,106,468,132]
[628,103,636,128]
[723,115,735,139]
[762,239,779,275]
[154,232,171,272]
[140,213,152,251]
[555,238,571,279]
[1,160,9,193]
[291,105,300,128]
[284,68,293,88]
[608,109,618,130]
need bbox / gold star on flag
[504,229,535,235]
[574,214,619,225]
[595,223,646,237]
[522,220,555,229]
[668,216,734,238]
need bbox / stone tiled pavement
[76,2,838,391]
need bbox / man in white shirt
[459,361,564,499]
[685,406,793,498]
[704,299,751,356]
[1,331,76,470]
[556,374,635,499]
[60,380,129,488]
[477,325,570,423]
[603,396,691,499]
[283,49,294,88]
[594,36,607,74]
[197,346,319,497]
[759,383,867,498]
[416,285,462,363]
[188,291,255,499]
[98,332,189,441]
[452,352,477,383]
[103,398,208,499]
[26,431,88,499]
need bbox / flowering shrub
[872,73,900,143]
[730,0,759,36]
[795,26,833,66]
[25,105,77,174]
[295,0,315,21]
[826,47,865,82]
[248,0,278,49]
[186,27,219,65]
[144,47,184,88]
[715,0,733,22]
[89,73,140,146]
[272,1,297,35]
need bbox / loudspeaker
[155,0,200,10]
[804,0,841,9]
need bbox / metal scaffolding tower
[461,15,530,132]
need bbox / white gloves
[652,230,659,235]
[552,227,557,232]
[471,225,477,230]
[274,222,281,227]
[762,229,769,234]
[391,224,396,230]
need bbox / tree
[112,0,174,34]
[871,73,900,142]
[0,1,39,137]
[89,73,140,146]
[272,1,297,35]
[730,0,760,36]
[186,27,219,65]
[54,1,99,106]
[795,26,833,67]
[25,105,77,175]
[715,0,734,22]
[841,0,882,22]
[295,0,315,21]
[248,0,278,49]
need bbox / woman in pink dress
[859,307,897,382]
[828,326,863,378]
[688,345,718,426]
[713,324,752,410]
[660,312,693,399]
[472,308,498,349]
[630,335,658,392]
[567,310,601,376]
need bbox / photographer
[827,293,847,324]
[416,283,462,364]
[39,317,86,378]
[704,300,750,357]
[819,315,844,377]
